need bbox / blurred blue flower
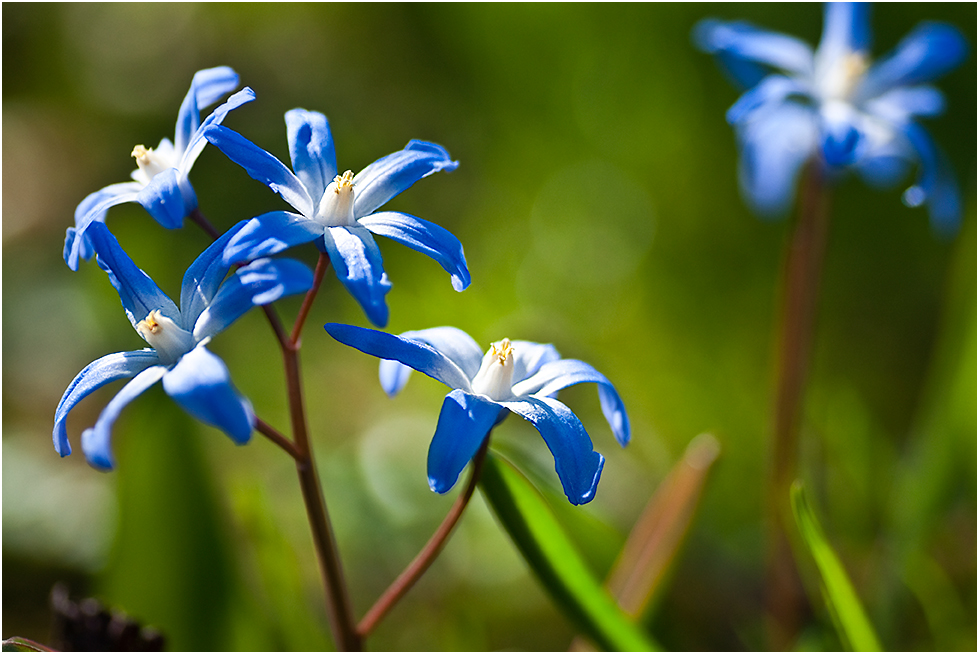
[695,3,967,233]
[65,66,255,270]
[54,222,313,470]
[325,324,630,505]
[205,109,469,327]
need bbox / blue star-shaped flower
[54,221,313,470]
[204,109,470,327]
[65,66,255,270]
[694,3,967,233]
[325,324,630,505]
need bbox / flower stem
[291,253,331,345]
[356,438,491,638]
[766,161,831,649]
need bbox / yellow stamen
[333,170,355,193]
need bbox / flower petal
[87,222,180,328]
[352,140,459,217]
[502,396,605,505]
[378,326,483,397]
[359,211,471,292]
[865,85,946,122]
[509,341,561,385]
[900,121,960,236]
[726,75,810,125]
[220,212,324,265]
[180,221,248,327]
[322,225,391,327]
[53,350,162,457]
[693,19,814,88]
[174,66,240,156]
[136,167,196,229]
[816,2,872,65]
[65,182,142,270]
[285,109,337,201]
[512,359,630,446]
[181,87,257,173]
[80,364,169,470]
[858,22,967,99]
[427,389,505,494]
[204,125,314,217]
[325,323,474,392]
[161,345,254,444]
[735,102,818,217]
[194,257,314,341]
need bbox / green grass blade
[790,481,883,652]
[480,452,658,651]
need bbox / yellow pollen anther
[491,338,514,365]
[332,170,355,193]
[132,144,151,161]
[137,310,163,335]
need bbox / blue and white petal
[181,87,257,173]
[857,22,967,100]
[161,345,254,445]
[53,349,163,457]
[193,257,314,341]
[360,212,471,292]
[80,364,169,470]
[325,323,474,392]
[727,75,810,125]
[900,121,961,235]
[87,222,181,328]
[174,66,240,156]
[816,3,872,67]
[509,341,562,385]
[427,389,505,493]
[379,326,484,397]
[285,109,337,201]
[502,396,605,506]
[221,212,324,266]
[204,125,315,217]
[693,19,815,87]
[136,168,197,229]
[180,221,248,327]
[352,140,459,218]
[322,226,392,327]
[65,182,142,270]
[511,358,630,446]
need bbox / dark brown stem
[188,207,222,240]
[255,417,301,459]
[766,162,831,649]
[290,253,331,346]
[357,438,491,638]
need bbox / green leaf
[790,481,882,652]
[479,452,658,651]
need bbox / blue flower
[204,109,469,327]
[54,222,313,470]
[325,324,630,505]
[694,3,967,233]
[65,66,256,270]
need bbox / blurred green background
[3,3,975,651]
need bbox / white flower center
[316,170,357,226]
[131,144,175,186]
[815,51,868,102]
[136,309,195,365]
[471,338,516,401]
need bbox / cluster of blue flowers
[55,67,629,505]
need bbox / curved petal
[900,121,960,236]
[87,222,180,328]
[136,168,196,229]
[865,85,946,122]
[360,211,471,291]
[181,87,257,173]
[693,19,814,88]
[322,225,391,327]
[512,359,630,446]
[858,22,967,99]
[726,75,811,125]
[819,100,864,167]
[80,364,169,470]
[65,182,142,270]
[203,125,314,217]
[816,2,871,65]
[174,66,240,156]
[509,341,561,385]
[53,349,162,457]
[378,326,483,396]
[735,102,818,217]
[194,257,314,341]
[180,221,248,327]
[221,211,323,265]
[501,397,605,505]
[427,389,505,494]
[352,140,459,217]
[161,345,254,444]
[325,323,474,392]
[285,108,337,201]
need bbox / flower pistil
[136,309,195,364]
[471,338,515,401]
